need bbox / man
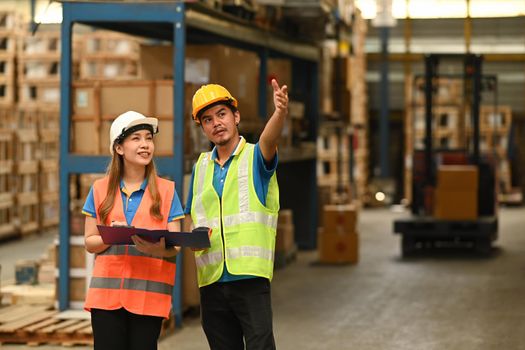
[185,79,288,350]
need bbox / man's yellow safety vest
[191,143,279,287]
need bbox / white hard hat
[109,111,158,154]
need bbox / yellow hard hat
[191,84,238,124]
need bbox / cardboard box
[71,80,178,155]
[55,275,86,305]
[277,209,293,226]
[140,44,174,80]
[54,243,87,269]
[267,58,292,88]
[266,58,292,117]
[276,223,294,253]
[15,260,39,285]
[182,247,200,309]
[434,189,478,220]
[182,218,200,309]
[332,56,350,89]
[186,45,259,120]
[437,165,479,191]
[318,228,358,264]
[323,204,358,233]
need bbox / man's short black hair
[197,100,238,122]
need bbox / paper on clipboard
[97,225,211,249]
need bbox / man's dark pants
[200,277,276,350]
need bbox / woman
[82,110,184,350]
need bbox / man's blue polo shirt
[184,137,278,282]
[82,179,185,225]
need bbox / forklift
[394,54,498,257]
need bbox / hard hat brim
[192,97,238,123]
[125,117,158,132]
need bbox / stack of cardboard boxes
[318,203,359,264]
[275,209,295,268]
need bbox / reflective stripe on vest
[84,175,176,319]
[226,246,274,261]
[194,155,220,229]
[194,251,223,269]
[223,212,278,229]
[98,245,177,263]
[90,277,173,296]
[191,143,279,287]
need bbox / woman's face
[115,129,154,166]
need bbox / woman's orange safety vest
[84,176,176,319]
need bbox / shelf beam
[185,8,319,61]
[368,52,525,62]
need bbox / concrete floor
[1,206,525,349]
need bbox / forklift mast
[423,54,482,185]
[412,53,495,216]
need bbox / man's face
[199,104,240,147]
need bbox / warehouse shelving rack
[58,1,320,325]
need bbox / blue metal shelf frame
[59,1,186,324]
[59,0,320,326]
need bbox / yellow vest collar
[208,136,247,161]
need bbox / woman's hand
[85,216,110,254]
[111,221,128,227]
[131,235,169,258]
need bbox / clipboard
[97,225,211,249]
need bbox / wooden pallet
[16,129,39,161]
[0,11,24,35]
[80,31,139,80]
[18,81,60,106]
[40,191,59,228]
[0,130,16,238]
[0,34,17,55]
[0,52,15,81]
[16,160,39,192]
[18,31,60,58]
[16,105,60,130]
[40,160,59,193]
[0,194,16,240]
[39,129,59,160]
[37,106,60,129]
[498,188,523,206]
[0,108,15,128]
[317,132,350,159]
[0,75,15,107]
[0,305,93,346]
[316,157,350,188]
[16,192,39,235]
[82,31,140,57]
[80,58,139,80]
[18,58,60,83]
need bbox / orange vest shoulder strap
[155,177,174,192]
[93,176,127,225]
